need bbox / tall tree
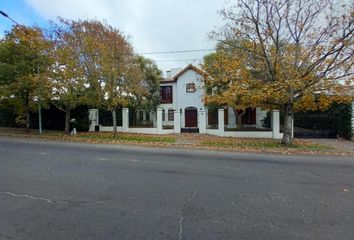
[210,0,353,145]
[203,42,257,126]
[0,25,52,130]
[128,56,161,125]
[64,19,139,135]
[98,23,137,135]
[67,19,105,108]
[49,22,87,134]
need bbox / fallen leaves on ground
[0,129,353,157]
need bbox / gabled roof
[160,64,207,83]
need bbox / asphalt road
[0,136,354,240]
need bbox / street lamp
[1,10,42,134]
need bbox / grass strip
[77,133,176,143]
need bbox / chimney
[166,70,171,79]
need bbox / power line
[138,48,215,55]
[0,10,19,25]
[155,58,202,62]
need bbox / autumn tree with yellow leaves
[95,21,137,135]
[63,19,139,135]
[206,0,353,145]
[128,56,162,126]
[49,21,87,134]
[0,25,53,130]
[203,41,263,127]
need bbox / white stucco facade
[158,65,268,130]
[159,65,207,128]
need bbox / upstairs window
[160,86,173,103]
[186,83,196,93]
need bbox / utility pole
[37,65,42,134]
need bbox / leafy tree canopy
[0,25,53,128]
[205,0,354,145]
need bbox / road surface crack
[0,191,52,203]
[178,189,198,240]
[0,190,113,205]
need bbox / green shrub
[294,103,352,139]
[72,105,90,131]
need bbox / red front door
[185,109,198,127]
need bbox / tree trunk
[64,109,71,135]
[25,93,30,132]
[112,109,117,135]
[237,115,243,127]
[131,109,137,126]
[233,108,245,128]
[282,103,293,146]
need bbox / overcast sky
[0,0,226,73]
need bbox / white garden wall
[88,108,282,139]
[128,128,158,134]
[99,126,123,132]
[225,131,283,139]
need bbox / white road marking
[39,152,50,155]
[126,159,140,162]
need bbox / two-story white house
[88,64,280,137]
[158,64,267,132]
[159,64,206,131]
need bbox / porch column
[256,108,267,128]
[136,111,140,123]
[174,110,181,133]
[199,110,206,134]
[150,111,157,127]
[157,108,163,133]
[228,107,237,128]
[142,110,147,121]
[122,108,129,132]
[88,109,99,132]
[272,110,280,139]
[218,109,225,136]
